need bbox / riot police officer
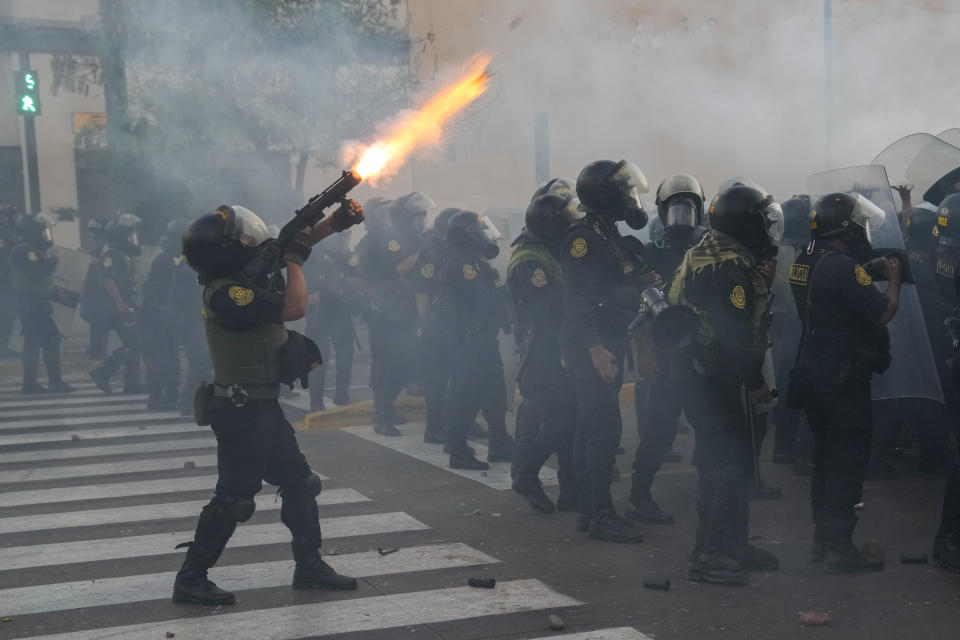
[412,207,460,443]
[141,219,189,409]
[670,182,782,583]
[560,159,658,543]
[627,173,707,525]
[359,193,433,435]
[173,202,363,605]
[442,210,514,469]
[0,206,19,358]
[306,227,357,411]
[9,213,75,394]
[89,213,143,394]
[790,192,903,574]
[508,191,580,512]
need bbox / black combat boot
[172,541,236,605]
[736,544,780,571]
[588,509,643,543]
[89,367,112,394]
[512,478,555,513]
[291,537,358,590]
[824,543,884,574]
[374,412,402,436]
[556,486,578,512]
[689,552,749,585]
[450,447,489,470]
[933,532,960,573]
[487,433,516,463]
[625,492,674,525]
[47,380,77,394]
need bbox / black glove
[283,231,312,267]
[330,199,365,232]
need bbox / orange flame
[349,54,492,182]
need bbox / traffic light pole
[18,50,41,213]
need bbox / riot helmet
[446,210,500,260]
[182,204,272,278]
[781,195,812,248]
[106,212,142,255]
[532,177,578,202]
[576,160,649,229]
[710,183,784,259]
[362,197,394,238]
[935,194,960,245]
[162,218,190,253]
[432,207,461,238]
[392,192,435,235]
[525,193,580,245]
[907,205,938,253]
[655,173,705,228]
[810,192,886,259]
[15,212,56,248]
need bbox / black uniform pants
[572,369,624,518]
[19,311,62,386]
[368,314,416,424]
[683,374,751,557]
[421,322,450,438]
[140,314,178,400]
[98,314,140,389]
[937,465,960,540]
[446,333,508,455]
[515,364,576,490]
[308,308,355,409]
[802,376,873,548]
[631,372,682,500]
[0,292,16,352]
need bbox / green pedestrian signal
[14,70,41,116]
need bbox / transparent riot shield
[807,165,944,403]
[51,246,92,335]
[906,137,960,206]
[937,129,960,149]
[872,133,937,188]
[770,244,802,398]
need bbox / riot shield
[50,246,92,335]
[937,129,960,148]
[905,137,960,206]
[872,133,937,188]
[807,165,943,403]
[770,244,802,396]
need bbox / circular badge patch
[530,267,548,288]
[420,262,435,279]
[729,285,746,309]
[855,264,873,286]
[27,250,38,262]
[387,239,401,252]
[228,285,255,306]
[462,263,478,280]
[102,256,113,267]
[570,237,588,258]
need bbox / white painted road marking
[0,394,148,409]
[0,512,428,570]
[0,488,368,535]
[0,543,498,616]
[0,402,147,419]
[0,454,220,483]
[20,579,579,640]
[0,422,202,446]
[0,475,220,506]
[0,438,215,463]
[343,423,558,490]
[0,411,182,431]
[538,629,651,640]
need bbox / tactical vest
[507,241,562,284]
[202,279,288,399]
[9,244,53,295]
[934,243,960,305]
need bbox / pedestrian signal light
[14,71,41,116]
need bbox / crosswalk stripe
[0,438,215,463]
[0,475,220,506]
[0,411,182,431]
[0,381,98,392]
[21,579,579,640]
[538,630,650,640]
[0,402,146,419]
[0,512,428,570]
[0,422,203,446]
[0,488,368,535]
[0,454,219,483]
[0,394,148,409]
[343,423,559,490]
[0,542,498,617]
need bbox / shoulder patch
[348,253,360,266]
[789,263,809,285]
[102,256,113,267]
[570,237,588,258]
[228,285,255,306]
[854,264,873,286]
[387,239,401,252]
[420,262,435,279]
[27,250,38,262]
[531,267,548,288]
[462,263,478,280]
[621,262,634,274]
[729,284,746,309]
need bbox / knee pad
[211,493,256,522]
[305,472,323,497]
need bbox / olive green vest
[202,279,288,399]
[507,242,563,284]
[10,245,53,295]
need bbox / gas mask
[610,161,649,230]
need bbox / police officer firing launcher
[174,199,364,606]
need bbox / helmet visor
[665,198,699,228]
[403,192,437,216]
[230,205,272,247]
[850,193,886,244]
[763,200,785,246]
[479,215,502,243]
[545,177,576,199]
[612,161,649,211]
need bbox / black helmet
[162,218,190,252]
[106,212,142,255]
[392,192,435,233]
[446,210,500,260]
[525,193,580,244]
[710,183,784,257]
[433,207,461,237]
[182,205,272,278]
[810,192,886,245]
[15,212,56,248]
[576,159,649,229]
[655,173,704,227]
[906,205,937,252]
[532,177,577,202]
[781,195,812,247]
[935,194,960,244]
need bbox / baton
[743,386,762,492]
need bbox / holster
[193,381,215,426]
[278,330,323,389]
